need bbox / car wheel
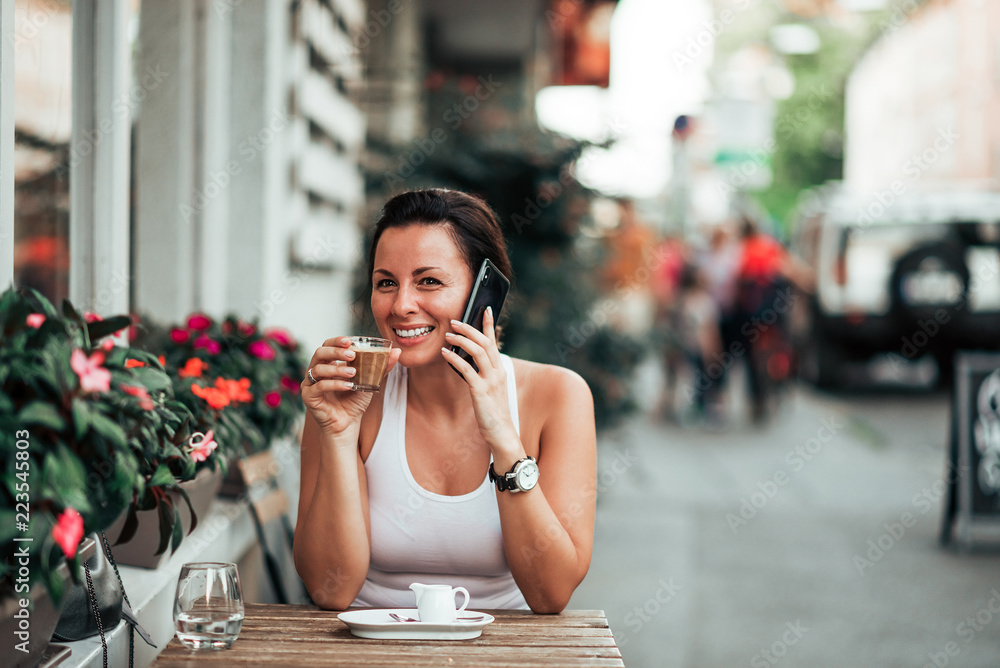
[890,241,969,323]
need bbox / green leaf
[170,507,184,553]
[128,366,173,393]
[88,412,127,452]
[114,504,140,546]
[148,463,175,488]
[72,399,92,440]
[87,315,132,342]
[18,401,67,432]
[155,496,175,556]
[174,486,198,535]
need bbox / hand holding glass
[173,562,244,650]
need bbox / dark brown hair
[366,189,513,288]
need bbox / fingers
[447,308,501,371]
[310,340,357,367]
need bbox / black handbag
[52,533,124,641]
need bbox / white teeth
[394,326,433,339]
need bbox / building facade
[844,0,1000,191]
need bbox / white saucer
[337,608,494,640]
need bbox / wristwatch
[489,456,539,493]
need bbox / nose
[391,283,419,318]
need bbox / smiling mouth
[394,326,434,339]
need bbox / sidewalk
[569,382,1000,667]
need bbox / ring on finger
[307,368,318,385]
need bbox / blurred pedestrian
[733,216,813,422]
[675,262,723,423]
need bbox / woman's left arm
[444,311,597,613]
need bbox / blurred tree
[757,21,875,232]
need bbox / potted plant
[0,288,215,662]
[132,313,305,495]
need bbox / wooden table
[153,603,625,667]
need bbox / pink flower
[100,338,115,352]
[264,328,295,349]
[280,376,299,393]
[248,340,275,361]
[121,384,155,410]
[194,334,221,355]
[70,349,111,393]
[83,311,103,324]
[51,508,84,559]
[26,313,46,328]
[265,391,282,408]
[170,328,190,344]
[188,430,218,462]
[187,313,212,330]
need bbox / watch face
[515,460,539,491]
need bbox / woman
[293,189,596,613]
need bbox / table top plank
[154,604,625,668]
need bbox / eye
[420,277,443,286]
[375,278,396,289]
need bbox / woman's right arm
[292,338,399,609]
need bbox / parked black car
[790,183,1000,387]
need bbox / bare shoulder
[510,358,593,416]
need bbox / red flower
[191,383,230,409]
[194,334,221,355]
[187,313,213,330]
[237,320,257,337]
[248,340,275,360]
[280,376,300,393]
[125,358,146,368]
[121,384,155,410]
[188,430,218,462]
[215,377,252,403]
[170,328,190,344]
[51,508,84,559]
[264,328,295,349]
[178,357,207,378]
[265,391,282,408]
[83,311,103,324]
[26,313,46,328]
[71,349,111,393]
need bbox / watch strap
[489,457,536,492]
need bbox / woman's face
[371,223,473,367]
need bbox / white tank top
[351,354,529,610]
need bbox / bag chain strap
[99,530,135,668]
[83,559,107,668]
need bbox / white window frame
[0,0,14,289]
[69,0,132,316]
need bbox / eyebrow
[373,266,443,277]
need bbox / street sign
[941,351,1000,547]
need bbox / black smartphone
[450,259,510,375]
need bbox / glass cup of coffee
[346,336,392,392]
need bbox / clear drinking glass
[173,562,244,650]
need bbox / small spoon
[389,612,485,623]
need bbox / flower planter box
[106,467,224,569]
[1,538,96,668]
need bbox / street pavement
[569,362,1000,668]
